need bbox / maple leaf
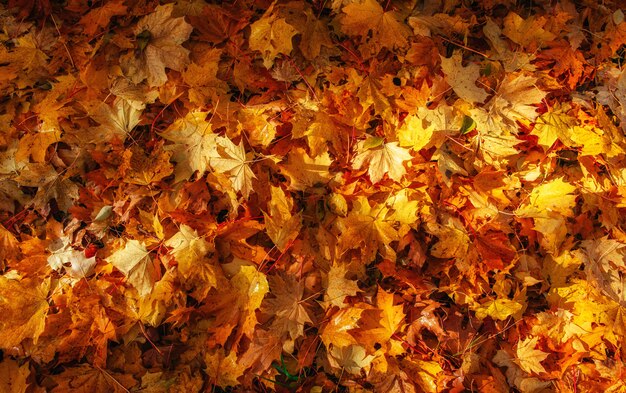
[120,145,173,186]
[249,6,298,68]
[323,262,361,309]
[515,336,549,374]
[490,73,546,125]
[515,177,577,218]
[328,344,375,375]
[15,126,60,163]
[582,237,626,304]
[397,113,434,152]
[0,358,30,393]
[47,237,97,279]
[320,306,364,349]
[264,273,312,343]
[531,104,576,150]
[351,288,406,351]
[86,99,143,143]
[205,348,245,388]
[209,136,256,199]
[440,51,488,104]
[165,224,212,279]
[352,138,412,184]
[79,0,126,37]
[337,196,399,262]
[493,350,551,392]
[106,239,159,297]
[483,18,536,72]
[427,216,470,259]
[182,47,226,106]
[205,266,269,346]
[473,298,525,321]
[502,12,556,49]
[48,364,135,393]
[340,0,411,56]
[263,185,301,251]
[280,147,332,191]
[0,275,50,348]
[123,4,192,87]
[160,111,217,181]
[299,7,333,60]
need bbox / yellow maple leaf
[515,336,549,374]
[323,262,361,309]
[0,358,30,393]
[502,12,556,49]
[328,344,375,375]
[473,297,525,321]
[160,111,217,181]
[0,275,49,348]
[515,177,577,217]
[249,7,298,68]
[264,273,312,343]
[229,266,269,341]
[441,51,488,104]
[337,196,399,262]
[352,138,412,184]
[205,349,244,388]
[350,288,406,351]
[106,240,159,297]
[340,0,410,55]
[531,105,576,150]
[280,147,332,191]
[397,114,434,152]
[165,224,212,279]
[209,136,256,198]
[321,306,364,349]
[263,186,301,251]
[123,4,192,87]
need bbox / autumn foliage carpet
[2,0,626,391]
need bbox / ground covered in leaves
[2,0,626,391]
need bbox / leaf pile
[2,0,626,391]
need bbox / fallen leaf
[106,239,159,297]
[515,336,549,374]
[352,138,412,184]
